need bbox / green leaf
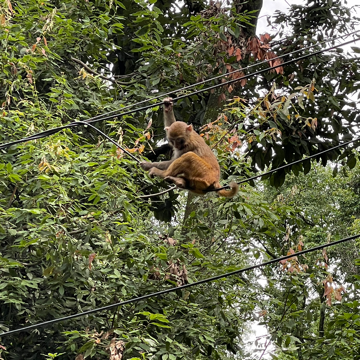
[6,163,12,173]
[156,253,167,260]
[347,155,356,169]
[150,322,171,328]
[190,248,204,258]
[9,173,21,183]
[219,32,227,41]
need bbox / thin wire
[139,185,177,198]
[209,137,360,192]
[84,35,360,125]
[75,121,140,163]
[79,29,360,124]
[1,233,358,337]
[0,34,359,152]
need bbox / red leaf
[273,58,284,74]
[138,144,145,154]
[322,248,328,262]
[288,248,295,255]
[88,253,96,270]
[218,93,226,102]
[228,46,235,56]
[240,72,247,87]
[260,33,271,43]
[7,0,13,13]
[235,48,242,61]
[324,285,333,297]
[145,118,152,130]
[229,135,239,143]
[334,288,342,301]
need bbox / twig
[68,229,87,235]
[71,57,136,86]
[6,185,17,209]
[258,336,271,360]
[139,185,177,198]
[210,125,235,150]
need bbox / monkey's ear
[164,126,170,131]
[186,125,193,132]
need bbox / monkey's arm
[140,160,174,171]
[163,97,176,127]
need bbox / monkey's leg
[164,176,186,188]
[163,152,215,190]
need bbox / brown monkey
[141,100,238,198]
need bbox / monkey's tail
[216,181,239,198]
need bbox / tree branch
[71,57,136,86]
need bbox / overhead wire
[209,137,360,192]
[0,33,359,152]
[71,34,360,126]
[139,134,360,198]
[1,233,359,337]
[75,121,140,163]
[76,29,360,124]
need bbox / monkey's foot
[165,176,186,188]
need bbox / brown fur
[141,111,238,198]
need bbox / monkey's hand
[163,97,173,112]
[140,161,154,171]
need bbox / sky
[257,0,359,39]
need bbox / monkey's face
[166,121,192,150]
[168,136,186,150]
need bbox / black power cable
[76,121,140,163]
[75,30,360,124]
[0,233,359,337]
[209,137,360,192]
[0,35,359,152]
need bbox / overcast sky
[257,0,359,37]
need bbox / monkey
[140,99,238,198]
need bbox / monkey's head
[165,121,193,150]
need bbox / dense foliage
[0,0,359,359]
